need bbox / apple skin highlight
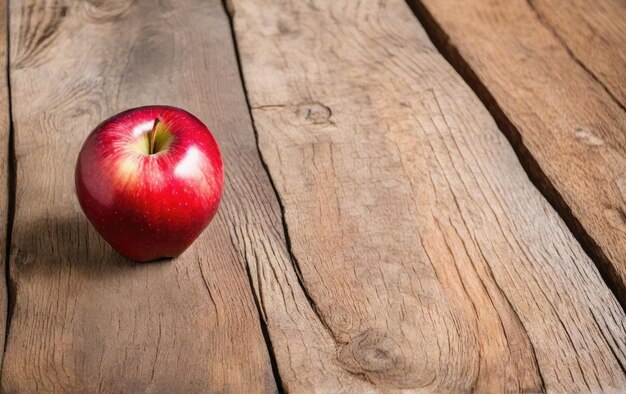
[75,106,224,262]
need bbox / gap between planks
[406,0,626,311]
[219,0,287,390]
[219,1,337,342]
[1,0,13,376]
[220,0,366,387]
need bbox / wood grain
[529,0,626,108]
[410,0,626,305]
[1,0,277,391]
[0,0,9,373]
[231,0,626,391]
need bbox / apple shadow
[11,214,173,279]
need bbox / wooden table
[0,0,624,392]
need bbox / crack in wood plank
[0,0,11,377]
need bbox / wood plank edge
[405,0,626,311]
[218,0,287,390]
[223,0,368,388]
[0,0,12,376]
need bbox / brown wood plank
[529,0,626,108]
[1,0,277,391]
[0,0,9,373]
[230,0,626,392]
[410,0,626,305]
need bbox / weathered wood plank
[0,0,9,373]
[410,0,626,305]
[1,0,277,391]
[231,0,626,392]
[529,0,626,108]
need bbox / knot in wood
[337,329,416,387]
[296,102,332,125]
[82,0,134,22]
[13,249,29,268]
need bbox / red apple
[75,106,224,262]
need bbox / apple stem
[149,118,161,155]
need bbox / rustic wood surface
[1,0,277,391]
[530,0,626,108]
[231,0,626,392]
[0,0,624,392]
[410,0,626,305]
[0,0,9,374]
